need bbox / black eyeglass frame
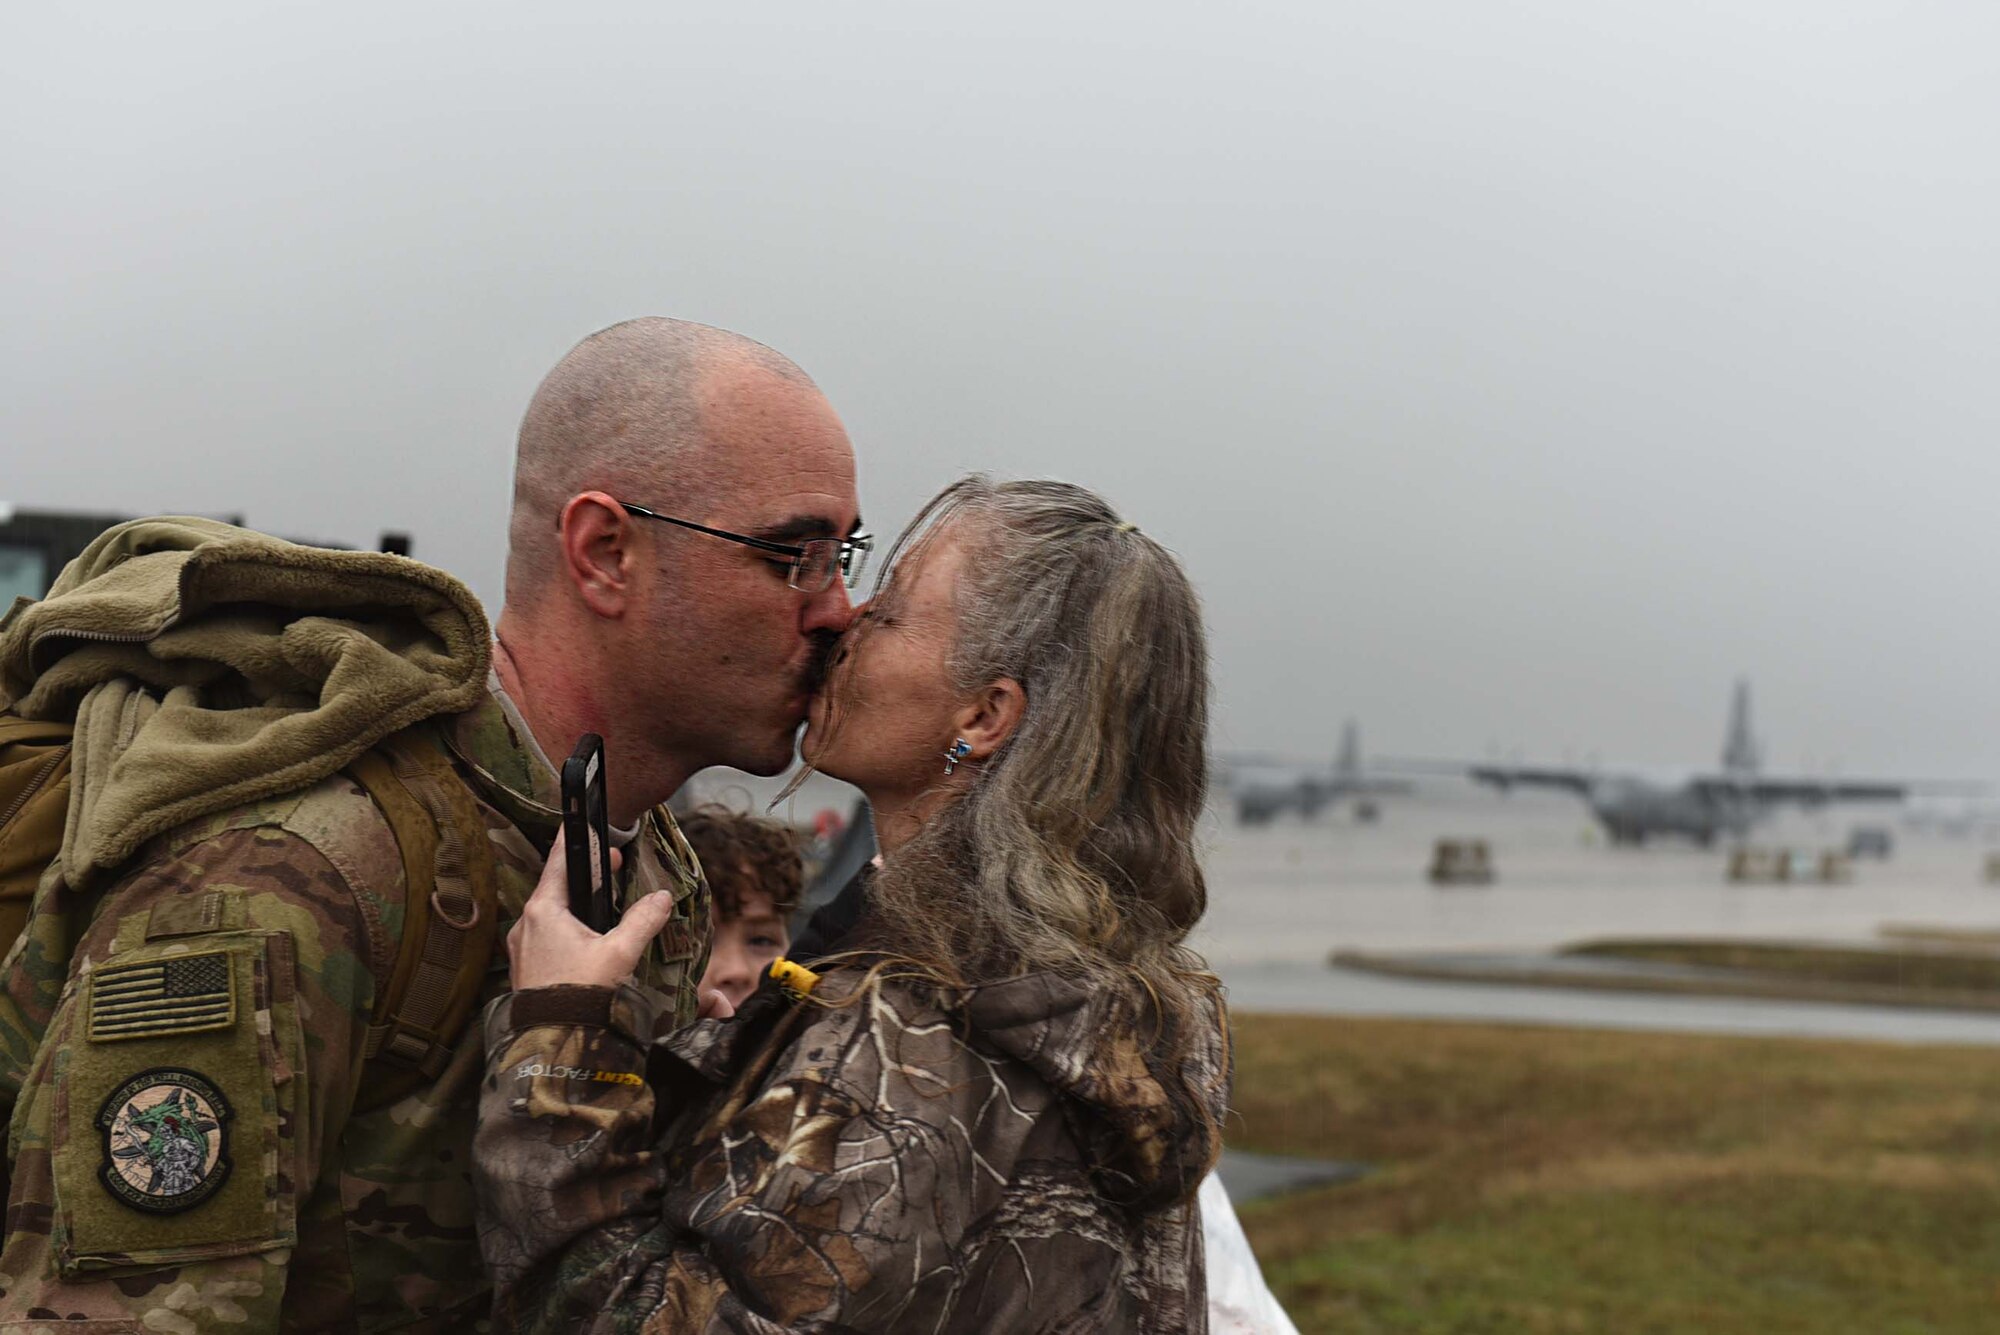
[618,501,872,592]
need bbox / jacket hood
[0,515,490,889]
[962,971,1230,1212]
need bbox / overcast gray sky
[5,2,1996,777]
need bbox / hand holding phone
[510,827,679,991]
[561,734,616,933]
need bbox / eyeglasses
[619,502,872,593]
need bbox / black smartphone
[560,734,616,933]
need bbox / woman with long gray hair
[475,477,1230,1334]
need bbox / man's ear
[953,677,1027,762]
[559,492,636,618]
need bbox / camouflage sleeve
[0,824,379,1332]
[473,984,667,1327]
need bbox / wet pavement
[1219,959,2000,1045]
[1217,1148,1370,1203]
[1186,786,2000,1044]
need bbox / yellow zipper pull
[768,958,820,1002]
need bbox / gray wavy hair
[809,476,1219,1064]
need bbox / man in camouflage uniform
[0,317,866,1332]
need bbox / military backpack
[0,711,497,1115]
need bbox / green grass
[1562,937,2000,993]
[1230,1013,2000,1334]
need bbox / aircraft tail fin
[1721,678,1760,777]
[1335,720,1361,779]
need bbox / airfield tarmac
[1190,785,2000,962]
[1192,784,2000,1042]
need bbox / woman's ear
[953,677,1026,761]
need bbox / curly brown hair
[677,804,805,922]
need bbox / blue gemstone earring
[944,738,972,775]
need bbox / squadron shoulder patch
[88,951,235,1042]
[96,1068,234,1215]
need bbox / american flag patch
[88,952,236,1043]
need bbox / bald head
[492,317,861,804]
[504,317,818,606]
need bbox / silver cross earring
[943,738,972,775]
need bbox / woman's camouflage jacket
[473,966,1230,1333]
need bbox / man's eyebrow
[751,514,866,544]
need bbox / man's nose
[803,578,857,635]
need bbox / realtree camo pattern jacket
[0,686,709,1334]
[474,966,1230,1334]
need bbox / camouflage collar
[439,672,565,843]
[440,671,705,894]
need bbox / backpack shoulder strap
[344,727,499,1113]
[0,714,75,962]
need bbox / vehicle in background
[0,504,412,603]
[1728,847,1853,884]
[1846,826,1894,860]
[1902,795,2000,840]
[794,798,874,935]
[0,507,139,605]
[1429,838,1495,885]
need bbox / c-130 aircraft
[1462,681,1948,846]
[1224,720,1411,826]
